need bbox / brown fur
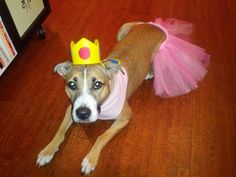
[37,23,166,175]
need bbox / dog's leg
[81,102,132,175]
[36,105,73,167]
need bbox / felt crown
[70,38,101,65]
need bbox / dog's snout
[76,107,91,120]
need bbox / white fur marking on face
[72,68,99,123]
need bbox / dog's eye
[93,81,103,90]
[67,81,77,90]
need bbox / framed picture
[5,0,45,37]
[0,0,50,52]
[0,0,50,75]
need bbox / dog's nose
[76,107,91,120]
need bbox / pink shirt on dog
[98,68,128,120]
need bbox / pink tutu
[150,18,210,97]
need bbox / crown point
[70,41,75,47]
[79,47,90,60]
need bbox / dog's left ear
[103,59,124,79]
[53,61,72,78]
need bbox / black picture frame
[0,0,51,52]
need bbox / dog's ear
[103,59,124,79]
[53,61,72,78]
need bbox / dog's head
[54,61,121,123]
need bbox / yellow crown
[70,38,101,65]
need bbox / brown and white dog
[36,22,166,175]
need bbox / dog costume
[70,18,210,120]
[150,18,209,97]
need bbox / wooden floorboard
[0,0,235,177]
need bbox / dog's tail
[117,22,142,41]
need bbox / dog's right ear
[53,61,72,78]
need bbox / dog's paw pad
[36,155,53,167]
[81,157,95,175]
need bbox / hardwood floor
[0,0,235,177]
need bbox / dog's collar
[98,67,128,120]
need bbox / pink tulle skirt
[150,18,210,97]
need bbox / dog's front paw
[37,154,54,167]
[36,147,57,167]
[81,151,100,175]
[81,157,96,175]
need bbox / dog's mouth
[73,118,93,124]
